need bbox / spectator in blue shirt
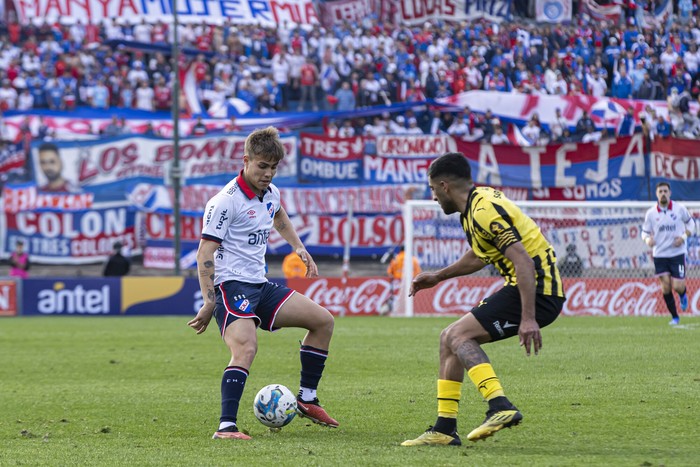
[618,107,636,137]
[612,69,633,99]
[656,116,672,137]
[334,81,356,111]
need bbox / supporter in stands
[521,118,541,146]
[333,81,356,111]
[575,111,594,139]
[490,124,509,144]
[406,117,424,135]
[338,120,355,137]
[446,114,470,138]
[191,116,208,136]
[1,9,700,145]
[297,56,319,111]
[656,115,672,138]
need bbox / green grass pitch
[1,316,698,466]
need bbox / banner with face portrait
[30,134,298,201]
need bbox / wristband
[681,233,688,241]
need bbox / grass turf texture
[1,316,698,466]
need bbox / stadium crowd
[0,1,700,142]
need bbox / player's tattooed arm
[196,241,220,308]
[189,240,219,334]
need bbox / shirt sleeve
[641,210,653,239]
[681,206,696,235]
[472,201,521,253]
[201,195,233,243]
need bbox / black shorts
[653,254,686,280]
[471,285,565,342]
[213,280,295,337]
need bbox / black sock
[488,396,515,411]
[299,345,328,399]
[433,416,457,435]
[663,292,679,319]
[678,288,687,299]
[220,366,248,425]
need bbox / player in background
[188,126,339,440]
[402,152,565,446]
[642,182,696,325]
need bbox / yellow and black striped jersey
[461,187,565,298]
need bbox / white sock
[218,421,236,431]
[299,387,317,402]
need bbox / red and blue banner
[298,133,364,183]
[12,0,318,25]
[455,135,650,199]
[3,204,139,264]
[650,137,700,201]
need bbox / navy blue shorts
[470,285,565,342]
[213,280,295,336]
[654,254,686,280]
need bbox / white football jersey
[201,173,280,285]
[642,201,695,258]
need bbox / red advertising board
[288,277,700,317]
[287,277,392,316]
[0,280,18,316]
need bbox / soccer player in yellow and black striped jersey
[402,152,566,447]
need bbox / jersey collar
[236,170,264,200]
[656,200,673,212]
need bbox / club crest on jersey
[267,202,274,218]
[234,298,250,312]
[490,222,505,236]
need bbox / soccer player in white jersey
[642,182,696,325]
[188,126,339,440]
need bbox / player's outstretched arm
[188,239,219,334]
[411,249,485,296]
[274,206,318,278]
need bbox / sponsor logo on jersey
[247,209,256,219]
[216,209,229,230]
[227,185,238,195]
[490,222,505,236]
[205,205,215,226]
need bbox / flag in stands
[581,0,622,23]
[507,124,533,146]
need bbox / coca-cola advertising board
[408,277,700,317]
[287,277,392,316]
[289,276,699,317]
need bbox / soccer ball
[253,384,298,428]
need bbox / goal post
[398,200,700,318]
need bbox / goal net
[395,200,700,317]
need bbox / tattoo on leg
[455,339,490,368]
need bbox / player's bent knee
[313,307,335,335]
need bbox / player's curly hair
[245,126,286,162]
[428,152,472,181]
